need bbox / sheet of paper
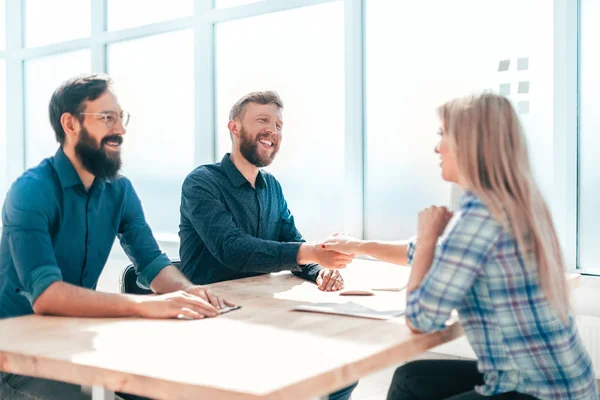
[371,284,407,292]
[293,302,405,320]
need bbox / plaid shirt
[406,191,598,399]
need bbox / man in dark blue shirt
[179,91,357,400]
[179,91,354,289]
[0,74,233,399]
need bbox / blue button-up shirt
[405,191,598,399]
[0,148,171,318]
[178,153,321,285]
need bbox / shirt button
[87,239,92,245]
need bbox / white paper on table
[292,302,405,320]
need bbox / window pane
[25,0,90,48]
[25,50,91,167]
[365,0,553,239]
[107,0,193,31]
[0,0,5,51]
[108,30,194,237]
[215,2,345,241]
[578,0,600,269]
[0,60,6,203]
[215,0,263,8]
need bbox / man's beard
[75,127,122,180]
[239,126,280,168]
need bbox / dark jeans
[387,360,539,400]
[0,372,126,400]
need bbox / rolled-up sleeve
[118,179,171,289]
[406,211,499,332]
[406,236,418,265]
[3,179,63,306]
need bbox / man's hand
[314,244,354,269]
[297,243,354,269]
[184,285,236,310]
[135,290,222,320]
[316,269,344,292]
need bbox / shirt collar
[256,170,267,188]
[221,153,267,188]
[459,189,480,209]
[52,147,84,188]
[51,147,108,192]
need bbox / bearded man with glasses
[0,74,233,399]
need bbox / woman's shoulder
[446,192,503,246]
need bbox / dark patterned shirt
[178,153,321,285]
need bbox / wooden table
[0,259,463,399]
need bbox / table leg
[92,385,115,400]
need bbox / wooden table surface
[0,259,464,399]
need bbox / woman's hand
[321,232,362,256]
[417,206,453,242]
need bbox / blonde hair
[438,92,569,320]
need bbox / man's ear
[228,119,240,139]
[61,113,80,143]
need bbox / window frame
[0,0,587,273]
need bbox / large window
[0,0,5,51]
[578,0,600,269]
[0,1,5,205]
[108,30,195,237]
[107,0,193,31]
[0,60,6,201]
[0,0,591,272]
[365,0,553,239]
[24,51,91,168]
[215,0,263,8]
[215,1,345,241]
[24,0,90,48]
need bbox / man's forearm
[296,242,317,264]
[149,265,193,294]
[33,281,142,317]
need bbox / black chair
[120,257,182,295]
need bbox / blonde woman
[322,93,598,399]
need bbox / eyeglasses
[79,111,131,129]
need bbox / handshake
[296,233,364,291]
[297,232,361,271]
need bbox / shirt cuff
[280,242,303,271]
[304,263,322,282]
[25,265,63,306]
[406,236,418,265]
[137,253,172,289]
[405,286,445,333]
[293,263,322,282]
